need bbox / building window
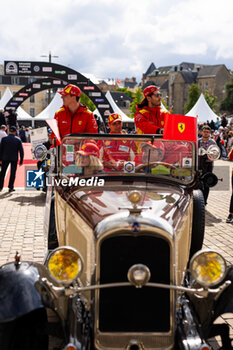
[11,77,19,85]
[30,95,35,103]
[199,83,202,89]
[205,82,208,90]
[30,108,35,117]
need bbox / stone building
[142,62,231,114]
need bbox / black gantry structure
[4,61,114,126]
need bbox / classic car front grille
[99,234,170,332]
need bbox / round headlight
[34,144,48,160]
[128,190,142,204]
[47,247,83,284]
[190,250,227,287]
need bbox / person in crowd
[135,85,167,135]
[215,117,220,130]
[227,131,233,153]
[98,113,137,171]
[6,110,17,128]
[226,147,233,223]
[94,114,101,133]
[221,113,228,128]
[19,125,27,143]
[198,125,218,205]
[25,127,30,142]
[0,125,7,142]
[0,109,6,126]
[209,119,215,130]
[53,84,98,140]
[76,142,103,176]
[0,126,24,192]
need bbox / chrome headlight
[47,246,83,284]
[128,190,142,205]
[34,144,48,160]
[189,250,227,287]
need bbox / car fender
[213,266,233,320]
[0,261,47,322]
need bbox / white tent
[17,107,33,121]
[34,92,62,120]
[0,87,12,109]
[186,93,219,123]
[105,91,134,123]
[0,87,33,121]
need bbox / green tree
[115,87,134,99]
[129,87,143,118]
[80,93,95,112]
[204,90,218,111]
[184,84,201,113]
[220,78,233,113]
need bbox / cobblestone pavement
[0,159,232,348]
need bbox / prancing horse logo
[178,123,185,133]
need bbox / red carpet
[3,143,38,189]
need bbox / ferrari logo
[178,123,185,133]
[65,86,72,93]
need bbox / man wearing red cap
[98,113,136,171]
[54,84,98,139]
[135,85,168,135]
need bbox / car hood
[65,181,191,230]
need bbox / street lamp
[40,51,59,104]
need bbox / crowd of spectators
[198,115,233,160]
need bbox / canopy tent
[0,87,33,121]
[186,93,219,123]
[0,87,12,109]
[105,91,134,123]
[34,92,62,120]
[17,107,33,121]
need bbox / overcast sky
[2,0,233,83]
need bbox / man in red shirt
[135,85,168,135]
[54,84,98,139]
[99,113,136,171]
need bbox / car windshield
[60,135,196,184]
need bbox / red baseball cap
[59,84,82,97]
[143,85,160,97]
[77,143,100,157]
[108,113,122,125]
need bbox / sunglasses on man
[152,93,162,98]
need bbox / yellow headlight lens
[48,247,83,284]
[128,190,141,204]
[190,250,226,286]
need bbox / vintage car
[0,133,232,350]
